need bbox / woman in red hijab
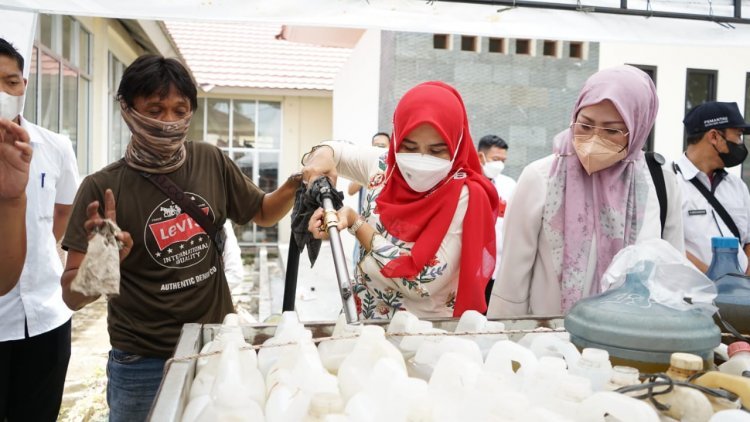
[306,81,499,318]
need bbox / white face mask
[0,91,25,121]
[395,134,462,193]
[483,160,505,179]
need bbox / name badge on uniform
[688,209,707,216]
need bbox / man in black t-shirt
[61,55,304,421]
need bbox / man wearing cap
[674,101,750,274]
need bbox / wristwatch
[348,217,366,235]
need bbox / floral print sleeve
[353,156,469,320]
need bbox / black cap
[683,101,750,135]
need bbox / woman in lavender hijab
[487,65,684,317]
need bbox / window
[488,38,505,54]
[742,73,750,189]
[631,65,658,151]
[460,35,478,52]
[569,42,584,59]
[542,40,558,57]
[190,98,283,244]
[433,34,450,50]
[24,14,92,173]
[23,48,37,123]
[108,53,130,163]
[515,39,531,55]
[684,68,717,145]
[685,69,717,113]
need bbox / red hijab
[375,81,499,316]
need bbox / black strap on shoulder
[645,152,667,236]
[674,163,741,240]
[688,177,741,240]
[140,172,226,255]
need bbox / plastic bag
[70,219,122,296]
[600,238,717,316]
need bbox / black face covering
[717,133,748,168]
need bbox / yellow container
[693,371,750,409]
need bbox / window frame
[26,14,92,173]
[629,64,658,152]
[684,68,718,147]
[191,97,283,246]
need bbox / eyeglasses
[571,122,629,138]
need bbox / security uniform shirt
[674,153,750,272]
[63,142,264,358]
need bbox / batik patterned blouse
[325,141,469,319]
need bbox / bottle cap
[712,237,740,249]
[669,352,703,371]
[581,348,610,364]
[308,392,344,417]
[728,341,750,358]
[610,366,640,386]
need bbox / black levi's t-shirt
[62,141,264,358]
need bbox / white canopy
[2,0,750,47]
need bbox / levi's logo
[145,194,214,269]
[148,207,209,250]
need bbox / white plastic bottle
[408,336,483,381]
[304,392,346,422]
[182,341,265,422]
[710,409,750,422]
[483,339,539,386]
[568,348,612,392]
[196,313,251,376]
[528,334,581,369]
[604,366,641,395]
[317,314,362,375]
[579,391,659,422]
[656,353,716,422]
[395,320,446,361]
[337,325,406,400]
[720,342,750,377]
[539,374,592,420]
[257,311,314,377]
[454,310,508,359]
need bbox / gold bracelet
[348,217,366,236]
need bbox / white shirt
[489,154,684,316]
[222,220,244,290]
[673,153,750,272]
[0,118,79,341]
[492,173,516,279]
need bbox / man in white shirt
[0,38,80,421]
[477,135,516,302]
[674,101,750,274]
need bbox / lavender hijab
[542,65,658,313]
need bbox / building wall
[599,42,750,168]
[378,31,600,179]
[330,29,383,219]
[77,17,144,172]
[279,95,334,241]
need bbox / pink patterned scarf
[542,65,658,313]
